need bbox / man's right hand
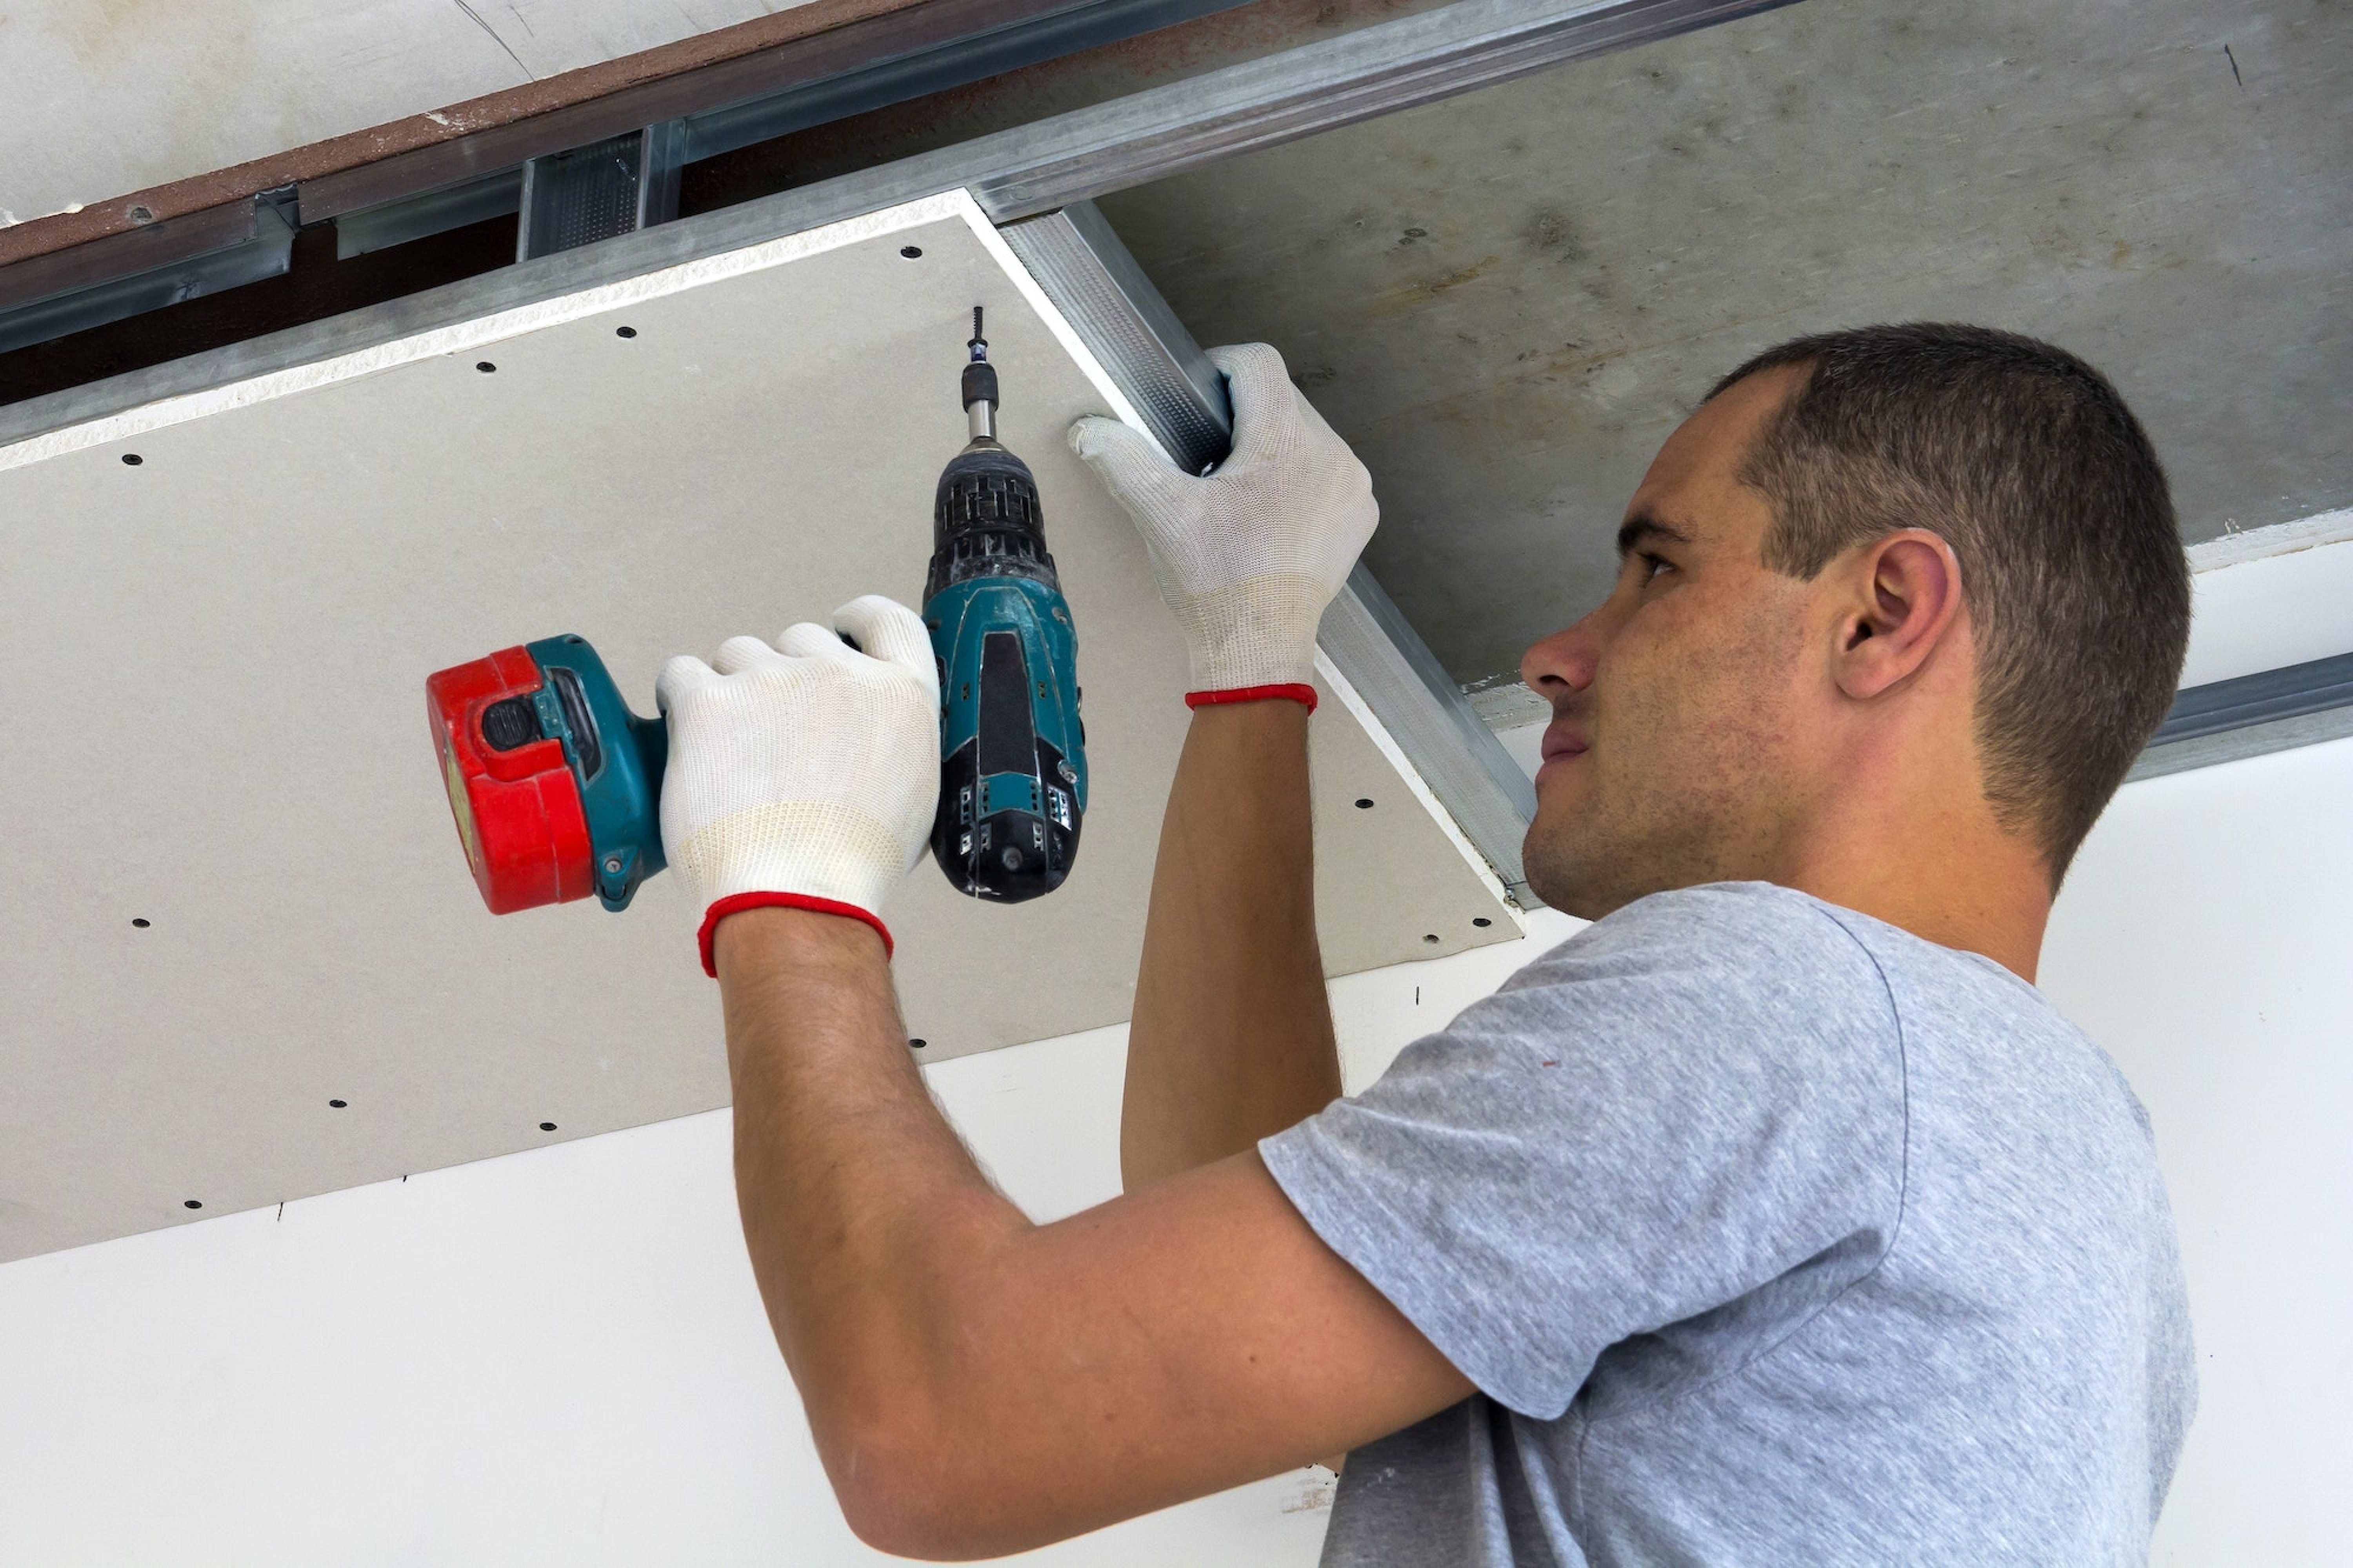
[1069,342,1378,699]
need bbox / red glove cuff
[698,892,895,978]
[1185,683,1318,714]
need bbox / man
[655,324,2196,1563]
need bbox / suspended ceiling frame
[0,0,1790,355]
[7,0,1765,906]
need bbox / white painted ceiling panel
[0,0,798,223]
[0,193,1513,1263]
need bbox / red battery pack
[426,646,595,914]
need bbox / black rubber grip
[962,361,999,410]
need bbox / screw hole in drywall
[121,453,142,465]
[131,917,151,928]
[615,325,637,338]
[476,361,497,373]
[1354,798,1375,809]
[539,1121,557,1132]
[900,245,923,258]
[328,1099,347,1109]
[1422,933,1440,944]
[184,1199,202,1209]
[1473,917,1492,927]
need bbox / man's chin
[1520,819,1620,923]
[1521,810,1698,924]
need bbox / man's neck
[1777,795,2053,983]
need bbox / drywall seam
[1315,646,1527,927]
[0,190,1153,474]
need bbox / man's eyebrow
[1616,514,1695,558]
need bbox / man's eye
[1639,552,1673,582]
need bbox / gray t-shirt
[1261,882,2194,1566]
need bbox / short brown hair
[1711,324,2189,881]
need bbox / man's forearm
[712,902,1455,1557]
[1122,700,1342,1189]
[715,909,1025,1463]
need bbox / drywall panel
[0,0,796,223]
[0,909,1579,1565]
[2179,512,2353,687]
[0,191,1512,1264]
[1105,0,2353,686]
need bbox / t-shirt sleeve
[1260,882,1908,1419]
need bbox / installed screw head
[604,857,623,873]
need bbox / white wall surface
[3,525,2345,1563]
[2047,735,2353,1566]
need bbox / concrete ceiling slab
[0,192,1513,1264]
[1100,0,2352,685]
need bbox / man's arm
[719,907,1472,1560]
[1069,342,1381,1190]
[1121,698,1339,1187]
[658,350,1467,1557]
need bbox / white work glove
[1069,342,1377,701]
[656,595,940,975]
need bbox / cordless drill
[922,308,1086,900]
[425,311,1086,915]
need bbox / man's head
[1519,323,2190,923]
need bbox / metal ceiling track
[2128,652,2353,783]
[1004,202,1543,904]
[0,0,1784,360]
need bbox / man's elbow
[822,1406,1036,1562]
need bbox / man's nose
[1520,613,1602,701]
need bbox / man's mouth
[1535,720,1589,780]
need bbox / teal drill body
[922,310,1087,900]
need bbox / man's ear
[1832,529,1965,700]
